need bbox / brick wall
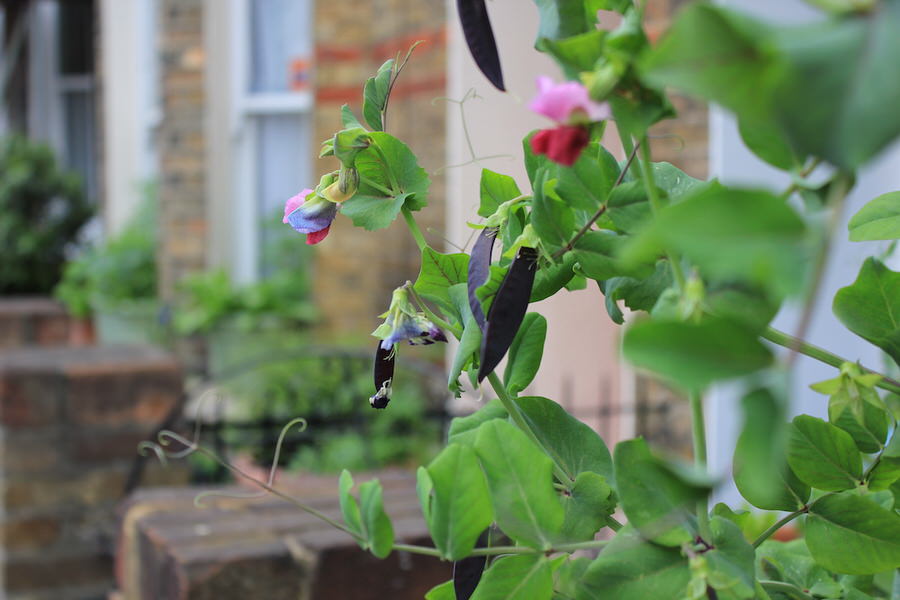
[0,346,189,600]
[312,0,447,340]
[157,0,208,299]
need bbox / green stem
[786,173,851,369]
[486,372,573,484]
[637,136,686,292]
[402,206,428,251]
[689,391,711,542]
[606,516,623,532]
[760,581,815,600]
[393,539,610,559]
[359,175,395,197]
[407,285,463,339]
[761,327,900,396]
[551,141,641,259]
[892,569,900,600]
[752,506,808,549]
[778,157,823,202]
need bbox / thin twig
[551,141,641,259]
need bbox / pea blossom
[369,286,447,409]
[283,188,339,245]
[528,76,610,166]
[372,287,447,350]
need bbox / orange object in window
[290,58,311,91]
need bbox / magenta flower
[283,188,339,245]
[529,76,610,167]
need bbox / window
[233,0,314,282]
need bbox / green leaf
[624,187,808,298]
[470,554,553,600]
[339,469,364,537]
[705,285,780,334]
[447,399,507,446]
[828,384,889,454]
[449,316,483,397]
[363,59,393,131]
[787,415,862,491]
[622,317,772,392]
[554,143,621,216]
[480,169,523,218]
[613,438,707,546]
[705,517,757,600]
[415,246,470,311]
[341,104,365,129]
[577,525,691,599]
[806,491,900,575]
[358,479,394,558]
[559,471,616,543]
[640,4,782,124]
[532,176,576,253]
[538,30,607,79]
[473,420,566,549]
[554,557,591,600]
[416,466,433,523]
[533,0,602,41]
[426,444,495,560]
[341,192,409,231]
[848,192,900,242]
[733,388,810,511]
[503,313,547,395]
[770,1,900,169]
[425,580,456,600]
[756,539,836,592]
[599,261,673,325]
[531,253,578,302]
[738,115,799,172]
[833,258,900,367]
[515,396,614,484]
[574,231,645,282]
[343,132,430,230]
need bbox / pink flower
[283,188,339,245]
[529,76,610,124]
[528,76,610,167]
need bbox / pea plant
[153,0,900,598]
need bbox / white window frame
[229,0,314,284]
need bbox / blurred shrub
[55,191,157,318]
[0,135,92,294]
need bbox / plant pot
[92,299,168,346]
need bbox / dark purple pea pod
[370,343,395,409]
[452,529,490,600]
[467,227,498,332]
[456,0,505,91]
[477,246,538,382]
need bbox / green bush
[0,135,92,294]
[55,194,157,318]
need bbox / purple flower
[372,287,448,351]
[529,76,610,124]
[283,188,339,245]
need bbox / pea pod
[370,343,395,409]
[467,227,498,331]
[456,0,505,91]
[453,529,489,600]
[477,246,538,382]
